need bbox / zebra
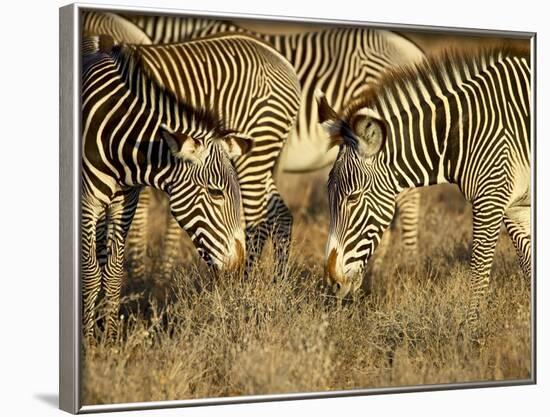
[113,13,427,274]
[84,14,303,276]
[125,34,301,276]
[83,28,301,277]
[318,45,531,332]
[81,36,254,340]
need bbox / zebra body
[82,41,253,339]
[319,46,531,330]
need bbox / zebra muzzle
[325,248,347,291]
[227,237,245,272]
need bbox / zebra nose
[227,237,245,272]
[325,248,346,290]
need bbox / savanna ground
[82,29,531,405]
[83,172,531,405]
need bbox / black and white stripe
[81,40,253,339]
[85,12,303,276]
[124,34,301,276]
[123,14,241,44]
[320,46,531,330]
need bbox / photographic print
[59,3,534,413]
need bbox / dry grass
[82,175,531,405]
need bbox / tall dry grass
[82,174,531,405]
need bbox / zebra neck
[378,80,470,191]
[132,141,177,193]
[99,53,216,193]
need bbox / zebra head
[159,123,253,272]
[316,91,397,298]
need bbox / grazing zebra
[128,34,300,275]
[81,37,253,340]
[319,45,531,331]
[117,13,426,272]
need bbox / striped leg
[396,188,420,261]
[267,187,293,277]
[96,210,117,268]
[236,161,269,275]
[159,216,181,279]
[125,188,149,279]
[81,197,105,342]
[244,221,269,275]
[103,189,139,341]
[370,188,420,274]
[369,226,391,275]
[96,211,108,268]
[503,206,531,278]
[467,201,505,333]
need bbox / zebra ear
[315,90,338,124]
[159,124,204,161]
[351,109,387,158]
[221,132,254,158]
[315,90,344,150]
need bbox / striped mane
[342,43,530,120]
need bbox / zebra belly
[508,164,531,209]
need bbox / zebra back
[122,13,245,44]
[82,11,152,45]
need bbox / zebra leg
[125,187,149,279]
[467,202,505,334]
[370,188,419,275]
[396,188,420,261]
[97,210,117,268]
[267,188,293,278]
[503,206,531,278]
[369,225,391,276]
[81,198,105,342]
[95,211,108,268]
[159,216,181,279]
[236,167,269,275]
[102,189,139,341]
[244,221,269,275]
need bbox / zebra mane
[342,42,530,120]
[110,43,231,138]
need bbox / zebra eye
[347,192,362,204]
[208,187,224,200]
